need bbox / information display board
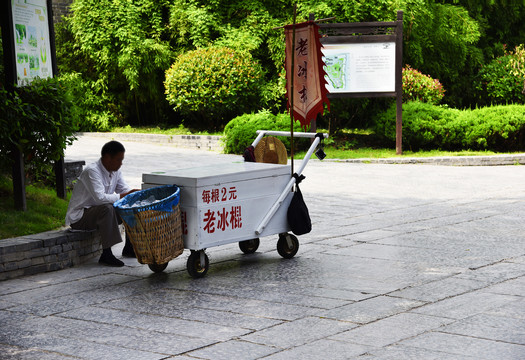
[11,0,54,85]
[322,42,396,93]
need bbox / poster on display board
[10,0,54,85]
[322,42,396,93]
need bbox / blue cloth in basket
[114,185,180,227]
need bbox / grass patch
[294,147,504,160]
[293,129,510,159]
[0,175,70,240]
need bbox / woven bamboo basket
[114,185,183,265]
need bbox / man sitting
[66,141,139,266]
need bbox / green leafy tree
[55,20,121,131]
[56,0,525,128]
[297,0,397,21]
[402,0,481,107]
[441,0,525,59]
[63,0,173,124]
[0,28,4,83]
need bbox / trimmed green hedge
[223,110,307,154]
[374,101,525,151]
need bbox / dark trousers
[70,204,123,249]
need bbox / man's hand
[120,189,140,199]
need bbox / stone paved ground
[1,134,524,359]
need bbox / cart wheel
[277,233,299,259]
[148,262,168,273]
[239,238,260,254]
[187,250,209,278]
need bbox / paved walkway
[1,133,524,359]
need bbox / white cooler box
[142,162,293,250]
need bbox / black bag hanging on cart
[287,174,311,235]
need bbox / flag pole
[290,3,296,178]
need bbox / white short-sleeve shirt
[65,158,131,225]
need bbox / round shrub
[223,110,306,154]
[402,65,445,105]
[164,46,266,130]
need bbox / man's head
[101,141,126,172]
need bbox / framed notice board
[317,11,404,154]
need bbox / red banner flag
[285,21,330,130]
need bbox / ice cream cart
[142,130,327,277]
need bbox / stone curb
[78,132,224,152]
[325,153,525,166]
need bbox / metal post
[2,2,26,211]
[309,13,318,136]
[55,156,66,199]
[395,10,404,155]
[12,146,27,211]
[290,4,297,177]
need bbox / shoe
[99,252,125,267]
[122,239,136,258]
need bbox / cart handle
[251,130,328,148]
[254,132,326,235]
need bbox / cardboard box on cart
[142,162,293,251]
